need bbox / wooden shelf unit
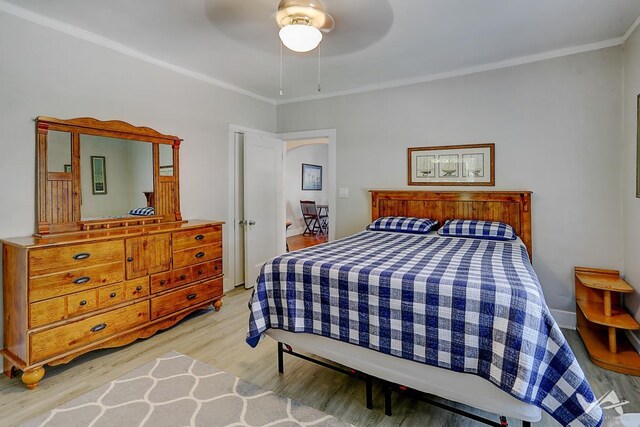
[575,266,640,375]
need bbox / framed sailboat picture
[408,143,495,186]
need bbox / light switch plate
[338,187,349,198]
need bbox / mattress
[266,329,543,422]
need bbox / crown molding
[623,14,640,42]
[0,0,276,105]
[276,37,624,105]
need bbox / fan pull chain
[317,46,322,92]
[279,42,284,96]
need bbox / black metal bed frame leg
[383,381,392,416]
[365,375,373,410]
[522,422,531,427]
[277,342,284,374]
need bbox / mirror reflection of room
[47,130,72,173]
[159,143,174,176]
[80,135,153,220]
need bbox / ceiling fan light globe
[279,24,322,52]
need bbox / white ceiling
[3,0,640,103]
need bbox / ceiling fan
[275,0,334,52]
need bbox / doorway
[226,125,285,291]
[226,126,336,292]
[284,138,329,249]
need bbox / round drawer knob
[109,292,117,298]
[127,257,134,262]
[180,274,186,280]
[160,280,166,285]
[79,300,87,306]
[197,270,203,275]
[136,286,143,291]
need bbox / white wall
[0,11,276,340]
[285,143,329,235]
[277,47,624,315]
[622,27,640,327]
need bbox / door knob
[248,220,256,226]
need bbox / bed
[247,190,602,427]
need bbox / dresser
[1,220,224,389]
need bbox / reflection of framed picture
[408,143,495,186]
[159,165,173,176]
[91,156,107,195]
[302,163,322,191]
[64,164,72,173]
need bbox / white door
[243,132,285,289]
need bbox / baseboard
[626,330,640,355]
[550,309,577,330]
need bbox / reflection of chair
[300,201,328,236]
[143,192,154,207]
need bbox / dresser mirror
[79,135,153,219]
[36,116,182,235]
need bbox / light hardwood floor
[287,233,328,251]
[2,288,639,426]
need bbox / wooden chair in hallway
[300,200,328,236]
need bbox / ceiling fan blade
[319,12,334,32]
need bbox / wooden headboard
[370,190,533,259]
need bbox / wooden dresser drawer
[125,277,150,300]
[28,277,150,329]
[192,258,222,281]
[30,289,98,328]
[172,226,221,251]
[29,240,124,277]
[30,302,150,362]
[150,278,222,320]
[97,283,126,309]
[29,262,124,302]
[150,271,173,294]
[172,265,193,288]
[173,244,221,269]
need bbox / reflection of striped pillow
[367,217,438,234]
[438,219,516,240]
[129,207,155,216]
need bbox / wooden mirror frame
[36,116,182,236]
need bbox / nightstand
[575,267,640,375]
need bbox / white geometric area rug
[22,351,352,427]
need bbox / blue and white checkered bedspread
[246,230,602,426]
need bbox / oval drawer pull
[127,257,134,262]
[79,300,87,306]
[90,323,107,333]
[73,252,90,260]
[195,252,205,258]
[136,286,143,291]
[73,276,91,285]
[109,292,117,298]
[195,234,205,241]
[160,280,166,285]
[180,274,186,280]
[187,293,197,300]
